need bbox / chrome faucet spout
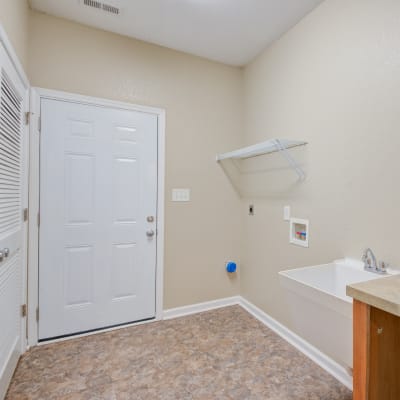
[362,248,387,274]
[362,248,377,270]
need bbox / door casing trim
[28,87,166,346]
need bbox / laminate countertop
[346,274,400,317]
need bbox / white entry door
[0,42,27,397]
[39,98,158,340]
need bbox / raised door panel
[65,154,95,224]
[112,158,138,223]
[64,246,94,307]
[111,243,137,300]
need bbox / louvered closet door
[0,42,26,397]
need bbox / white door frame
[27,88,166,346]
[0,24,30,356]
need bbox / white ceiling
[30,0,324,66]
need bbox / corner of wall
[0,0,30,71]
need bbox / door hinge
[21,304,27,317]
[23,208,28,222]
[37,212,40,227]
[36,307,39,322]
[38,116,41,133]
[24,112,30,125]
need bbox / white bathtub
[279,258,397,369]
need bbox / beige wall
[28,11,243,309]
[0,0,29,69]
[242,0,400,337]
[5,0,398,336]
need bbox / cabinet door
[369,307,400,400]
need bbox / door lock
[147,216,155,223]
[146,230,155,238]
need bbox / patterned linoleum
[6,306,352,400]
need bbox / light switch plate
[172,188,190,202]
[284,206,291,221]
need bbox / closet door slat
[0,69,22,235]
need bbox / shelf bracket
[274,139,305,180]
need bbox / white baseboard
[238,297,352,390]
[163,296,352,390]
[0,337,21,400]
[163,296,241,320]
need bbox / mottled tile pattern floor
[6,306,352,399]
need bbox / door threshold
[38,317,156,345]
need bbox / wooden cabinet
[353,300,400,400]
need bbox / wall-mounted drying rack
[216,138,307,180]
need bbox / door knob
[3,248,9,258]
[0,251,3,262]
[146,230,155,238]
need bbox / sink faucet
[362,248,387,274]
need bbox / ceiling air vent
[102,3,119,15]
[83,0,101,9]
[83,0,120,15]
